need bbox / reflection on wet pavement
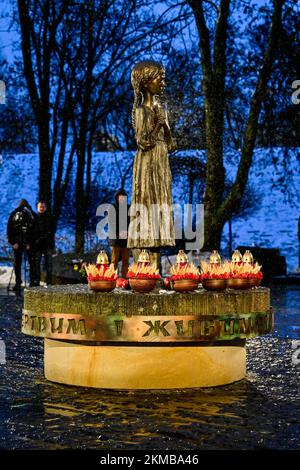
[0,285,299,449]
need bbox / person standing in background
[7,199,37,290]
[35,200,55,286]
[109,189,130,279]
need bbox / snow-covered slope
[222,148,300,272]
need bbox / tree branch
[219,0,284,220]
[186,0,213,81]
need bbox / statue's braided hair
[131,61,165,132]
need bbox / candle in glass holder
[232,249,243,265]
[210,250,221,265]
[242,250,254,265]
[96,250,109,269]
[138,249,150,267]
[176,250,188,268]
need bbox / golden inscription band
[22,309,273,343]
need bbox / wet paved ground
[0,285,299,450]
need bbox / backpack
[11,206,35,236]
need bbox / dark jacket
[7,205,36,247]
[109,201,130,247]
[35,211,55,251]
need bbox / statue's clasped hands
[137,106,170,151]
[138,134,156,151]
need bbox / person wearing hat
[109,189,130,279]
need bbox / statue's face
[145,71,166,95]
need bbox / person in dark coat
[35,200,55,285]
[109,189,130,278]
[7,199,37,289]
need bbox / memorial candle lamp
[85,255,118,292]
[227,261,263,289]
[176,250,189,268]
[126,261,160,293]
[96,250,109,269]
[169,252,200,292]
[209,250,222,265]
[137,249,151,269]
[200,260,229,291]
[242,250,254,265]
[232,249,243,265]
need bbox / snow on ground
[0,147,299,272]
[0,266,14,287]
[222,148,300,272]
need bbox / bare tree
[18,0,62,203]
[55,0,189,254]
[184,0,284,250]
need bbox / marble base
[44,338,246,389]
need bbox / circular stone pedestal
[22,285,272,389]
[44,339,246,389]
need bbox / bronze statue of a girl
[127,61,176,258]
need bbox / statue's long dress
[127,105,175,248]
